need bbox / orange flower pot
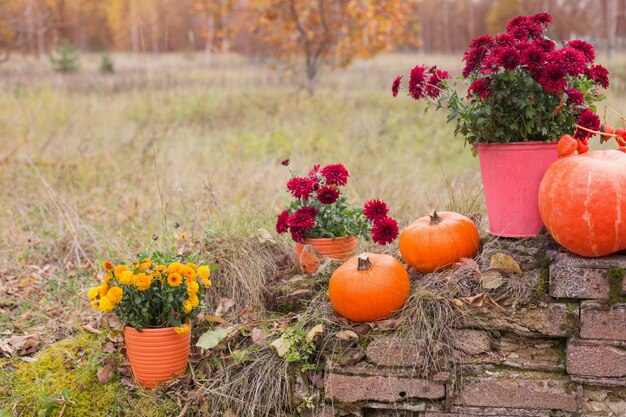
[124,326,191,389]
[294,236,357,260]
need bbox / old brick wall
[317,251,626,417]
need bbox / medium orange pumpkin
[539,150,626,257]
[328,253,410,322]
[399,211,480,273]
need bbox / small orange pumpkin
[399,211,480,273]
[328,253,410,322]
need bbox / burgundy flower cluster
[277,163,349,243]
[393,13,609,143]
[276,162,399,245]
[363,199,399,245]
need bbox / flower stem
[357,253,372,271]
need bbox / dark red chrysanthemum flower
[308,164,321,181]
[495,33,516,46]
[496,46,521,70]
[371,217,399,245]
[363,199,389,222]
[408,65,428,99]
[281,159,290,166]
[506,16,529,32]
[565,88,585,106]
[425,69,451,99]
[531,12,552,25]
[391,75,402,97]
[575,109,601,140]
[320,164,349,186]
[288,206,318,229]
[290,227,306,243]
[586,64,609,89]
[554,47,586,76]
[506,15,542,40]
[462,47,487,78]
[469,34,495,49]
[521,45,546,69]
[467,77,493,100]
[316,186,340,205]
[276,210,290,234]
[538,61,567,94]
[533,38,555,53]
[287,177,315,199]
[568,40,595,62]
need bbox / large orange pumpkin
[539,150,626,257]
[328,253,410,322]
[399,211,480,273]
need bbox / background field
[0,50,625,340]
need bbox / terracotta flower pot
[294,236,357,260]
[124,326,191,388]
[476,141,558,238]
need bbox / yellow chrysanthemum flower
[91,299,100,310]
[107,286,124,304]
[98,284,109,297]
[114,265,129,279]
[182,300,193,313]
[188,295,199,308]
[102,260,115,271]
[167,272,183,287]
[197,265,211,280]
[99,296,114,312]
[155,265,167,272]
[87,287,99,300]
[139,262,151,271]
[201,278,212,288]
[174,323,190,335]
[133,273,152,291]
[186,281,199,296]
[186,262,198,270]
[181,266,197,281]
[168,262,183,273]
[141,257,152,265]
[119,270,134,285]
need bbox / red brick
[580,301,626,341]
[455,373,580,412]
[324,373,445,403]
[549,253,626,300]
[425,408,551,417]
[566,338,626,378]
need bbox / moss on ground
[0,333,180,417]
[608,267,626,306]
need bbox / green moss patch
[1,332,180,417]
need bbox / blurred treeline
[1,0,625,62]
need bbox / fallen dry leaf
[457,293,504,310]
[97,363,115,384]
[489,253,522,274]
[480,270,504,289]
[306,324,324,341]
[251,328,267,345]
[335,330,359,341]
[0,334,42,357]
[214,298,236,317]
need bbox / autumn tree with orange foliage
[249,0,420,95]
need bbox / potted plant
[392,13,609,237]
[88,254,216,388]
[276,160,399,259]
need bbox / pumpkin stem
[430,210,443,225]
[357,253,372,271]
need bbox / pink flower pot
[477,142,559,237]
